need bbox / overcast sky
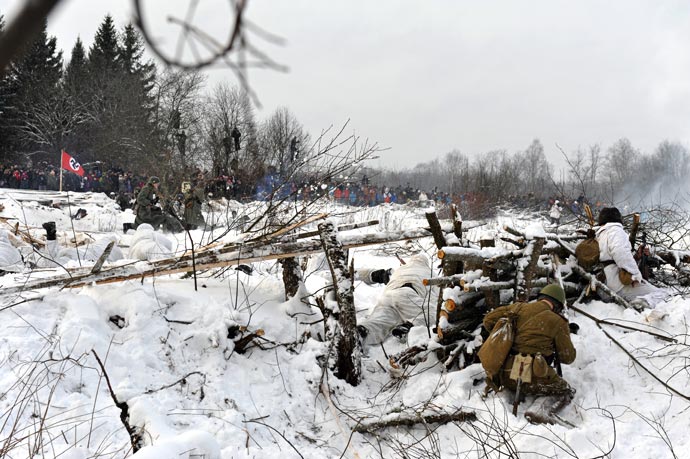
[2,0,690,169]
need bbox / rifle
[583,203,595,227]
[512,358,527,416]
[637,231,650,280]
[554,348,562,377]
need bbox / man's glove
[569,323,580,334]
[391,322,413,339]
[370,268,392,284]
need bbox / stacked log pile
[393,211,690,371]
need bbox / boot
[42,221,57,241]
[548,389,575,416]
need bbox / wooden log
[542,245,572,259]
[501,237,525,248]
[629,213,640,247]
[280,257,302,300]
[515,237,545,302]
[439,316,482,344]
[425,211,447,250]
[480,239,495,248]
[437,292,484,339]
[450,204,463,239]
[432,208,463,329]
[424,273,465,287]
[294,220,379,239]
[246,212,329,243]
[571,264,632,309]
[318,221,361,386]
[353,410,477,434]
[424,269,484,287]
[437,253,464,324]
[438,248,520,272]
[503,225,584,242]
[482,259,500,310]
[389,345,429,370]
[503,225,525,240]
[465,279,526,292]
[91,241,115,274]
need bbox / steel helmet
[539,284,566,307]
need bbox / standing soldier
[549,200,562,225]
[134,176,182,232]
[231,126,241,152]
[183,172,208,230]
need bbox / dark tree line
[0,16,155,168]
[0,14,309,189]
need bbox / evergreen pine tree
[61,36,91,157]
[0,14,10,159]
[115,24,158,169]
[64,36,87,90]
[88,15,119,74]
[81,15,125,164]
[2,21,63,161]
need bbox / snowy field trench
[1,189,690,458]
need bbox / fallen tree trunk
[1,227,436,295]
[571,264,632,309]
[293,220,379,239]
[354,410,477,433]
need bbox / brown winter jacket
[483,300,576,364]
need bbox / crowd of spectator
[1,161,607,221]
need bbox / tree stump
[280,257,302,300]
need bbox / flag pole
[59,150,63,192]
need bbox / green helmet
[539,284,566,307]
[148,176,160,184]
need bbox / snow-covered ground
[1,188,690,458]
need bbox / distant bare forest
[1,14,688,211]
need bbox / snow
[2,190,690,458]
[524,221,546,239]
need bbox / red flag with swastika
[61,150,85,177]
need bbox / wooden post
[478,232,499,308]
[425,211,447,250]
[482,259,500,310]
[280,257,302,300]
[515,237,545,302]
[629,213,640,247]
[318,221,361,386]
[450,204,463,239]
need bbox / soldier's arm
[483,305,508,332]
[137,188,151,206]
[554,319,576,364]
[195,187,205,202]
[607,228,643,280]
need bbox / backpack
[478,304,523,379]
[575,228,599,271]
